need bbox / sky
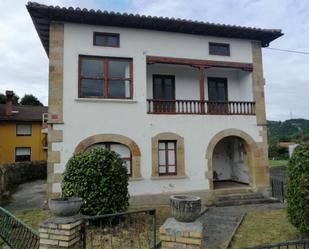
[0,0,308,121]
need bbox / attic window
[93,32,120,47]
[209,42,230,56]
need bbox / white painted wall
[51,22,262,196]
[213,137,250,184]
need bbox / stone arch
[206,129,259,190]
[75,134,141,179]
[151,132,185,177]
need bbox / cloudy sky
[0,0,308,120]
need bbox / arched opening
[87,142,132,176]
[212,136,251,189]
[74,134,141,179]
[206,129,259,190]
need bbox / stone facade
[251,41,270,190]
[47,22,64,198]
[39,216,83,249]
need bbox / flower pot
[170,195,201,222]
[48,197,83,217]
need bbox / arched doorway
[206,129,259,190]
[212,136,250,189]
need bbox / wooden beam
[199,66,205,113]
[147,55,253,71]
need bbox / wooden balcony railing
[147,99,255,115]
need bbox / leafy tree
[62,147,129,216]
[286,143,309,237]
[20,94,43,106]
[0,92,19,104]
[0,93,6,104]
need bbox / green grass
[229,209,300,249]
[1,207,300,249]
[14,208,52,230]
[0,208,52,247]
[269,159,288,167]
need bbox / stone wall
[0,160,47,201]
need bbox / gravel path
[2,179,47,212]
[201,202,286,249]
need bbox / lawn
[1,207,300,249]
[269,159,288,167]
[229,209,300,249]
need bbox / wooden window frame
[78,55,133,99]
[152,75,176,100]
[158,140,177,176]
[15,147,31,162]
[209,42,230,56]
[207,77,228,101]
[16,123,32,136]
[93,32,120,47]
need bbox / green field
[269,159,288,167]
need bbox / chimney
[5,90,13,116]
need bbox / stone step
[214,197,279,207]
[216,193,264,201]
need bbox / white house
[27,2,283,205]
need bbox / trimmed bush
[286,143,309,236]
[62,147,129,216]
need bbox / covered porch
[146,56,255,115]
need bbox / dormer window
[78,56,133,99]
[209,42,230,56]
[93,32,120,47]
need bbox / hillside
[267,119,309,159]
[268,118,309,143]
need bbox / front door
[208,77,228,114]
[153,75,175,112]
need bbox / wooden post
[199,66,205,114]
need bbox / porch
[146,56,255,115]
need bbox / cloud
[0,0,308,120]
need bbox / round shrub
[286,143,309,236]
[62,147,129,216]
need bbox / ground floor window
[152,132,185,178]
[158,141,177,176]
[15,147,31,162]
[88,142,132,176]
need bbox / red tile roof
[0,104,48,122]
[26,2,283,56]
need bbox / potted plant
[170,195,201,222]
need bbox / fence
[0,206,39,249]
[242,239,309,249]
[82,208,158,249]
[270,176,285,202]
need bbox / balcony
[146,55,255,116]
[147,99,255,115]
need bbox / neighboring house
[0,91,48,164]
[27,2,283,203]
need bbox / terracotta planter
[170,195,201,222]
[48,197,83,217]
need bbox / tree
[286,143,309,237]
[0,92,19,104]
[62,147,129,216]
[20,94,43,106]
[0,93,6,104]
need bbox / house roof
[26,2,283,56]
[0,104,48,122]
